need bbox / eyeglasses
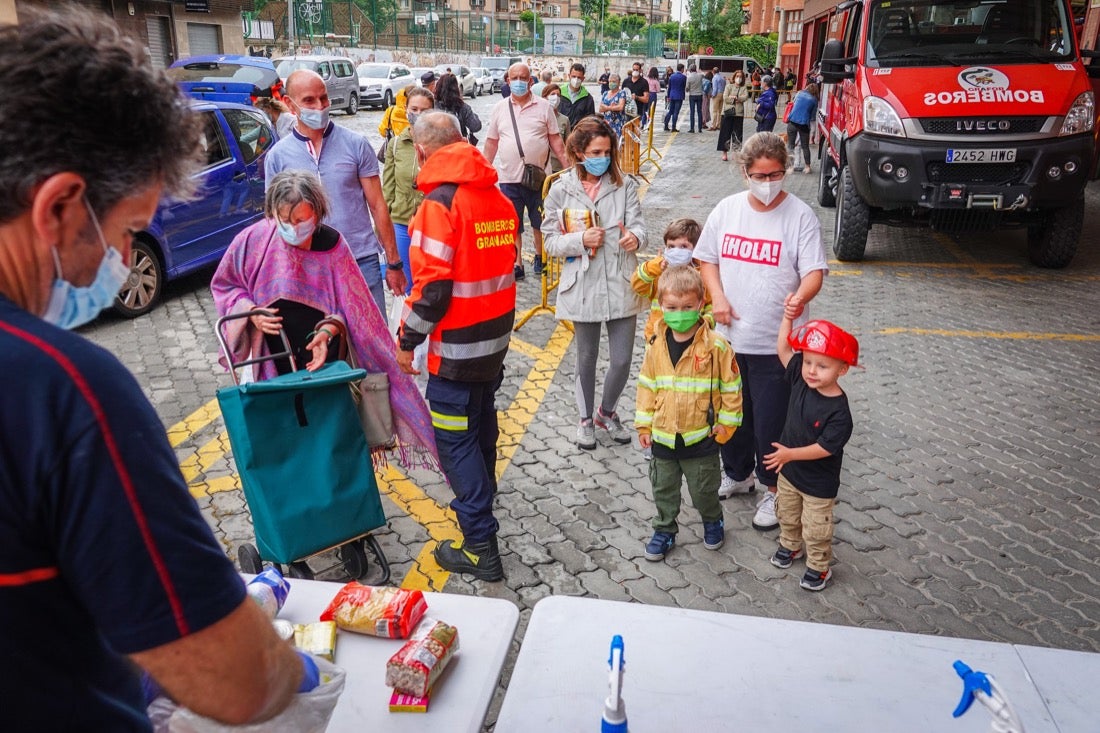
[744,170,787,182]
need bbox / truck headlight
[863,96,905,138]
[1060,91,1095,135]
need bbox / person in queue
[693,132,829,528]
[708,67,727,131]
[382,86,435,292]
[255,96,296,138]
[211,171,437,466]
[559,62,597,131]
[717,68,751,161]
[664,63,687,132]
[599,72,630,138]
[542,82,571,173]
[646,66,662,130]
[266,69,404,316]
[396,112,519,582]
[0,9,314,729]
[484,62,567,281]
[623,61,651,129]
[785,82,819,174]
[542,117,647,450]
[434,72,482,145]
[754,75,779,133]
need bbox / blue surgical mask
[42,199,132,330]
[276,217,316,246]
[510,80,529,97]
[581,156,611,177]
[297,107,330,131]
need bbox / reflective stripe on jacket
[635,320,743,449]
[400,141,518,382]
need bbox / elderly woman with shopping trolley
[211,170,437,470]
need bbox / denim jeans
[688,95,703,131]
[356,253,387,317]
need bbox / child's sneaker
[752,491,779,531]
[577,419,596,450]
[718,474,756,499]
[770,545,804,569]
[800,567,832,591]
[644,531,675,561]
[594,406,632,444]
[702,520,724,550]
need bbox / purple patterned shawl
[211,219,439,469]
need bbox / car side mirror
[820,39,856,83]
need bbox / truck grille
[930,209,1002,232]
[926,161,1029,185]
[918,117,1046,135]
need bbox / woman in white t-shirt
[693,132,829,532]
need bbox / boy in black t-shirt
[764,297,858,591]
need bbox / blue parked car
[167,55,284,105]
[114,100,276,317]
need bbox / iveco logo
[957,120,1012,131]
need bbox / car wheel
[383,90,394,109]
[833,164,870,262]
[113,238,163,318]
[346,92,358,115]
[1027,199,1082,268]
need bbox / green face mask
[663,309,700,333]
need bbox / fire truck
[815,0,1095,268]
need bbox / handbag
[783,101,795,123]
[507,99,548,193]
[624,92,638,119]
[376,124,393,163]
[350,371,394,449]
[754,110,766,124]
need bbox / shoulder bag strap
[506,99,527,164]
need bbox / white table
[496,595,1100,732]
[276,577,519,732]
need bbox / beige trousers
[710,96,724,128]
[776,474,835,573]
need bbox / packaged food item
[389,690,431,713]
[385,619,459,698]
[294,621,337,661]
[246,568,291,620]
[320,582,426,639]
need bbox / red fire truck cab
[817,0,1095,267]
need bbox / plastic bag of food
[385,619,459,697]
[149,657,346,733]
[319,582,427,639]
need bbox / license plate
[946,148,1017,163]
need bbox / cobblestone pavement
[81,96,1100,728]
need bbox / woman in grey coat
[543,117,647,450]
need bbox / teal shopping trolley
[215,310,390,584]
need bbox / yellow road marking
[190,474,240,499]
[167,400,221,448]
[878,327,1100,341]
[180,431,232,484]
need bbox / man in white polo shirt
[483,63,567,281]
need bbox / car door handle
[232,172,247,182]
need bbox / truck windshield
[866,0,1075,67]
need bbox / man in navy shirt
[664,63,688,132]
[0,9,310,730]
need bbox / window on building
[786,10,803,43]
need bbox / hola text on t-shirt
[720,233,782,266]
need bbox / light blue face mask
[42,199,132,330]
[297,107,330,131]
[276,217,316,247]
[509,80,529,97]
[581,156,611,177]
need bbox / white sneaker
[752,491,779,531]
[718,474,756,499]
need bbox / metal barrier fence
[514,169,573,334]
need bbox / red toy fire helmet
[787,320,860,366]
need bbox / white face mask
[663,247,694,267]
[569,77,582,90]
[746,178,785,206]
[547,94,560,109]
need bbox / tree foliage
[519,9,544,38]
[686,0,744,51]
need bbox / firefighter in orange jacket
[396,111,518,581]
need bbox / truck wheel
[817,147,837,208]
[834,164,870,262]
[1027,199,1082,269]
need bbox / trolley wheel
[338,541,369,581]
[364,534,392,586]
[286,561,314,580]
[238,543,263,574]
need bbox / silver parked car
[272,55,360,114]
[469,67,493,96]
[356,62,413,109]
[434,64,478,98]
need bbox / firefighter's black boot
[434,535,504,582]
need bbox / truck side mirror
[819,39,856,83]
